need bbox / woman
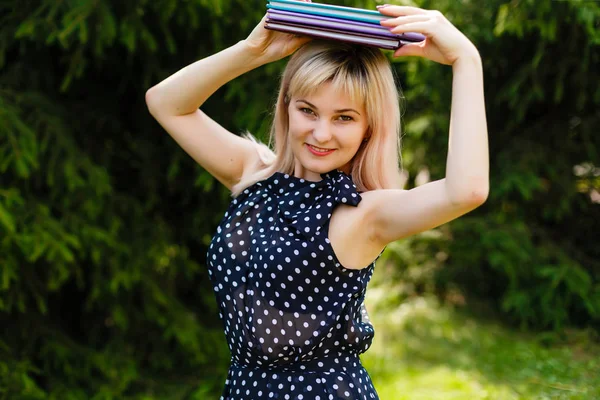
[146,3,488,399]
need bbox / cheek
[287,123,307,148]
[288,112,303,134]
[289,117,315,143]
[343,127,368,149]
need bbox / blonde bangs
[288,57,368,106]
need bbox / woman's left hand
[378,5,479,65]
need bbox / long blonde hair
[231,40,404,197]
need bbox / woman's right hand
[242,3,313,63]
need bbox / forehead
[292,81,365,111]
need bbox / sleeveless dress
[206,169,381,400]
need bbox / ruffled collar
[256,169,362,238]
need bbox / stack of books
[265,0,425,50]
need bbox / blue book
[267,0,390,24]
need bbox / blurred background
[1,0,599,398]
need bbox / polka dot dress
[207,169,382,399]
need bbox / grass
[361,273,600,400]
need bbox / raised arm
[145,14,311,189]
[362,6,489,246]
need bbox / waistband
[230,351,364,374]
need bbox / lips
[307,144,333,152]
[306,143,335,156]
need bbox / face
[287,82,369,182]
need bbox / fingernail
[377,4,390,8]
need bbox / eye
[300,107,315,115]
[338,115,354,122]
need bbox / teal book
[267,0,390,24]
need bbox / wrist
[452,47,482,70]
[236,40,273,68]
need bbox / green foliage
[1,0,238,398]
[362,277,600,399]
[0,0,598,397]
[388,0,600,331]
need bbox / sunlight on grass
[361,269,600,400]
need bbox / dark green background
[1,0,598,398]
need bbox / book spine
[264,23,400,50]
[266,9,395,36]
[268,0,382,16]
[266,4,387,23]
[266,9,426,42]
[266,19,397,40]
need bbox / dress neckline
[268,169,352,186]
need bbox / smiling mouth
[307,144,334,153]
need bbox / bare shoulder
[328,193,387,270]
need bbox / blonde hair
[231,40,404,197]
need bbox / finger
[377,5,427,16]
[393,42,425,58]
[389,21,432,35]
[290,35,313,49]
[283,35,312,56]
[300,36,313,47]
[294,35,312,45]
[380,14,430,26]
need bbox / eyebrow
[296,99,361,115]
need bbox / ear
[363,126,372,142]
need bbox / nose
[312,120,332,144]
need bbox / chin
[310,163,348,176]
[304,164,332,175]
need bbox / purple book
[266,9,425,43]
[264,22,407,50]
[266,19,400,43]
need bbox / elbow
[145,87,157,115]
[145,86,162,117]
[448,178,489,208]
[468,185,489,207]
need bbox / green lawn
[361,276,600,400]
